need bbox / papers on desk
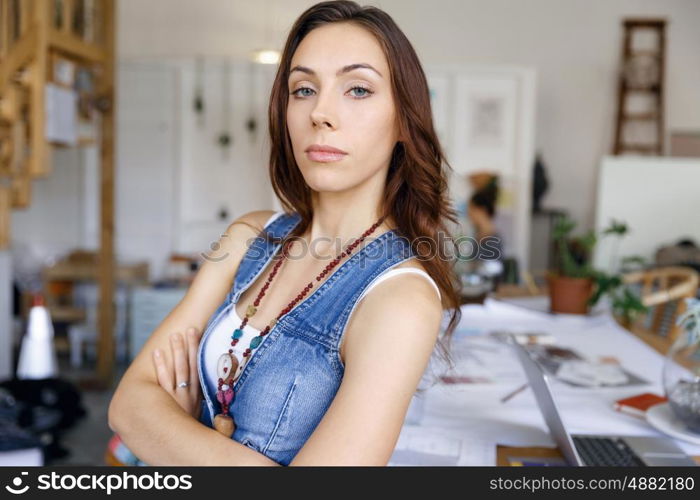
[448,297,613,337]
[447,298,553,339]
[524,344,650,387]
[388,424,495,466]
[440,298,650,388]
[424,297,700,458]
[556,359,630,386]
[433,335,525,384]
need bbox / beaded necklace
[212,215,387,437]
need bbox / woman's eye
[349,86,373,98]
[290,85,373,99]
[291,87,315,98]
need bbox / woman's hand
[152,327,204,421]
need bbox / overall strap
[281,229,415,348]
[227,211,302,304]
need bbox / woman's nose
[310,96,336,129]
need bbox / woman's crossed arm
[108,210,281,466]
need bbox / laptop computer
[511,340,698,466]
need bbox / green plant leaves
[602,219,629,236]
[550,215,648,322]
[588,270,622,307]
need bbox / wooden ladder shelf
[0,0,117,387]
[612,18,667,156]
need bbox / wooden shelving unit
[0,0,116,388]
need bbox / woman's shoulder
[393,258,428,273]
[230,209,280,234]
[212,210,280,263]
[355,257,441,319]
[340,256,443,365]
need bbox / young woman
[108,0,462,466]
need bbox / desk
[39,257,149,325]
[404,296,700,465]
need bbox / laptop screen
[511,341,584,466]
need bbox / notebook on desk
[511,341,697,466]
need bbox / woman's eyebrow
[289,63,383,79]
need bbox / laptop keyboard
[572,436,646,466]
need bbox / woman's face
[286,22,399,194]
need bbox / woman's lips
[306,150,347,163]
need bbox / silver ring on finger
[177,381,190,389]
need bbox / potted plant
[548,215,646,316]
[586,266,649,327]
[547,216,595,314]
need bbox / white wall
[174,58,277,254]
[117,0,700,231]
[11,148,85,263]
[593,156,700,272]
[116,63,179,280]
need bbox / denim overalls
[196,210,416,465]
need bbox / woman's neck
[305,190,394,258]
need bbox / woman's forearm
[109,380,281,466]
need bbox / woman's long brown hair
[265,0,462,375]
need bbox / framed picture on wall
[452,75,518,177]
[424,64,536,284]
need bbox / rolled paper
[214,414,235,437]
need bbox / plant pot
[546,273,593,315]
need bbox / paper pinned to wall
[45,83,78,146]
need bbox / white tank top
[202,212,441,385]
[202,211,283,385]
[359,267,441,302]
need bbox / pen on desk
[500,382,528,403]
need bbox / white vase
[16,299,58,380]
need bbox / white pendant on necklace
[217,352,239,381]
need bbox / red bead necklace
[212,215,387,437]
